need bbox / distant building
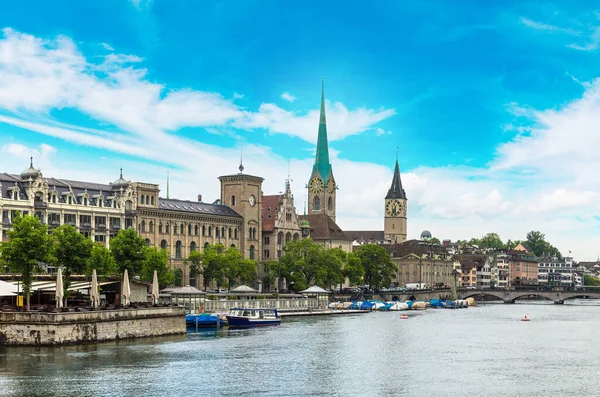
[496,253,511,288]
[454,254,495,289]
[537,256,575,287]
[508,245,538,285]
[386,240,454,288]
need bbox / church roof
[386,239,449,259]
[299,214,352,241]
[385,159,407,200]
[346,230,385,244]
[311,78,332,184]
[262,194,283,232]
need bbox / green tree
[220,246,257,289]
[142,248,174,287]
[185,250,203,286]
[356,244,396,290]
[0,213,55,310]
[344,252,364,286]
[429,237,441,245]
[278,238,326,291]
[201,244,226,290]
[317,248,345,290]
[238,258,258,286]
[478,233,505,250]
[53,225,94,304]
[88,243,117,278]
[109,228,146,275]
[262,260,280,291]
[526,231,562,258]
[468,238,481,247]
[584,275,600,286]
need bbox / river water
[1,301,599,397]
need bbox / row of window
[148,239,256,260]
[139,195,155,206]
[139,221,240,239]
[313,196,334,211]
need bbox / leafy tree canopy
[355,244,396,290]
[109,228,146,275]
[142,247,174,287]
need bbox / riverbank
[0,306,186,346]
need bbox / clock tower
[384,158,407,243]
[307,78,336,222]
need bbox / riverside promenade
[0,305,186,346]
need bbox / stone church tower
[307,79,337,222]
[384,159,407,243]
[219,166,264,262]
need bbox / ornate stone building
[385,240,454,288]
[1,159,263,286]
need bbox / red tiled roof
[262,195,282,232]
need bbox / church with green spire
[307,78,337,223]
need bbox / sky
[0,1,600,259]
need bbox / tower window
[231,195,236,206]
[313,196,320,211]
[328,196,332,211]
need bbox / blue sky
[1,1,600,259]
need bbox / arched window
[165,222,170,234]
[160,240,167,250]
[180,224,184,235]
[250,245,255,260]
[208,226,212,236]
[140,195,145,204]
[145,238,150,246]
[173,223,178,234]
[83,197,88,206]
[195,225,199,236]
[204,242,210,249]
[293,233,299,241]
[149,221,154,233]
[141,220,146,232]
[230,244,236,248]
[188,225,192,235]
[285,232,291,243]
[234,229,238,239]
[175,241,182,258]
[159,222,163,233]
[202,225,206,236]
[190,241,197,252]
[313,196,320,211]
[277,232,283,245]
[151,196,155,205]
[328,196,333,211]
[228,228,232,238]
[231,195,236,206]
[216,228,220,238]
[222,227,225,237]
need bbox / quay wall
[204,298,323,313]
[0,307,186,346]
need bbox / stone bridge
[459,288,600,304]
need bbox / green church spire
[312,77,332,184]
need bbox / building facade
[537,256,575,287]
[386,240,454,288]
[507,247,538,285]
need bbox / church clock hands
[386,200,403,216]
[309,177,323,194]
[326,179,336,194]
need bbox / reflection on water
[1,301,599,397]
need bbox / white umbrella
[90,269,100,308]
[122,269,131,306]
[151,270,160,305]
[0,280,17,297]
[56,267,64,308]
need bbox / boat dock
[279,309,369,317]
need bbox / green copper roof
[311,78,332,184]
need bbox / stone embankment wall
[0,306,186,346]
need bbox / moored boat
[186,313,227,328]
[226,308,281,328]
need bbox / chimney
[197,194,202,202]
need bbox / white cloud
[233,92,244,100]
[520,17,580,35]
[281,92,296,102]
[2,28,600,260]
[100,42,115,51]
[375,127,392,136]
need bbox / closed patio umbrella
[56,267,64,308]
[0,280,17,297]
[151,270,160,305]
[122,269,131,306]
[90,269,100,308]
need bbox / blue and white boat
[186,313,227,328]
[226,308,281,328]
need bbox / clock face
[309,177,323,194]
[249,194,256,207]
[386,200,403,216]
[326,179,336,194]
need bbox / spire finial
[396,147,399,162]
[239,133,244,173]
[166,171,170,199]
[30,156,33,167]
[119,167,123,178]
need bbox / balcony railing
[34,200,48,208]
[125,210,137,217]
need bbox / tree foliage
[142,247,174,287]
[584,275,600,286]
[355,244,396,290]
[187,244,257,290]
[0,213,54,310]
[53,224,94,303]
[88,243,117,279]
[344,252,364,286]
[109,228,146,275]
[278,238,332,291]
[526,231,561,259]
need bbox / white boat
[388,302,409,311]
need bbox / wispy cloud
[520,14,600,52]
[520,17,580,35]
[281,92,296,102]
[375,127,392,136]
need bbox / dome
[420,230,432,239]
[110,168,130,189]
[20,157,41,180]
